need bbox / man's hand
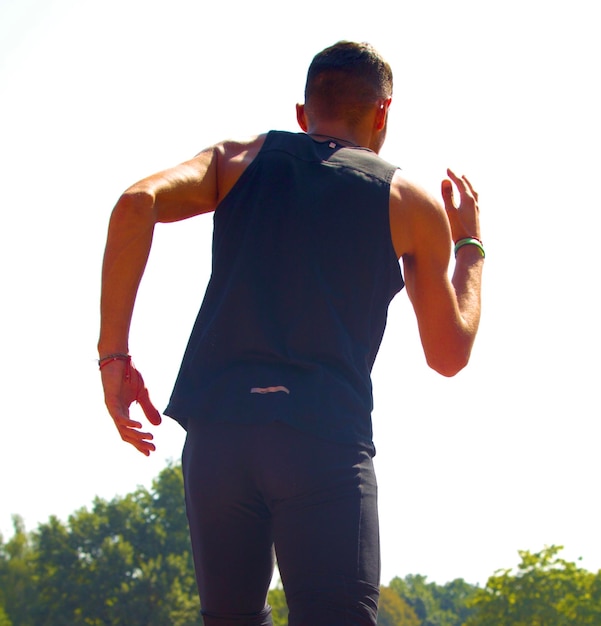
[441,168,481,243]
[100,357,162,456]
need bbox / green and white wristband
[454,237,485,258]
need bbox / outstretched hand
[441,168,481,243]
[100,357,162,456]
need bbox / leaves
[1,464,201,626]
[389,574,477,626]
[0,605,12,626]
[267,582,288,626]
[377,586,420,625]
[466,545,601,626]
[3,466,601,626]
[0,516,37,626]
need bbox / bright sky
[1,0,599,588]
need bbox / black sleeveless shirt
[165,131,404,452]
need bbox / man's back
[165,131,404,449]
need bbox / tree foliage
[465,545,601,626]
[0,463,201,625]
[0,606,11,626]
[0,516,37,626]
[267,582,288,626]
[3,464,601,626]
[389,573,477,626]
[377,585,420,625]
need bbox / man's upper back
[165,131,404,448]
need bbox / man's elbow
[111,189,157,225]
[426,350,471,377]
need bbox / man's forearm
[452,245,484,342]
[98,191,156,356]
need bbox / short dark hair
[304,41,393,127]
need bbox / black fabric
[165,131,402,451]
[182,420,380,626]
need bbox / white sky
[1,0,599,588]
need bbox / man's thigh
[263,424,380,626]
[182,421,275,624]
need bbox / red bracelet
[98,354,131,370]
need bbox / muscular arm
[99,135,264,355]
[98,148,218,356]
[98,135,264,454]
[390,169,484,376]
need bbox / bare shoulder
[389,169,450,259]
[214,133,267,161]
[214,134,267,202]
[123,134,268,223]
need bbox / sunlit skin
[99,97,483,455]
[99,357,162,455]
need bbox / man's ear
[296,103,308,132]
[375,97,392,130]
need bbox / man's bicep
[404,244,455,311]
[398,178,454,296]
[125,147,219,223]
[401,197,469,374]
[403,230,456,328]
[122,134,266,224]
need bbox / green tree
[390,574,477,626]
[378,585,420,625]
[0,605,12,626]
[268,581,288,626]
[438,577,478,625]
[1,462,202,626]
[466,545,601,626]
[0,516,37,626]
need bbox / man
[99,41,483,626]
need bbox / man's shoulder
[209,134,269,202]
[390,170,441,211]
[216,131,308,166]
[216,133,268,160]
[389,170,448,258]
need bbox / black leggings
[182,420,380,626]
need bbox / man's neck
[308,132,359,148]
[305,123,373,151]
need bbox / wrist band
[98,353,131,369]
[454,237,485,258]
